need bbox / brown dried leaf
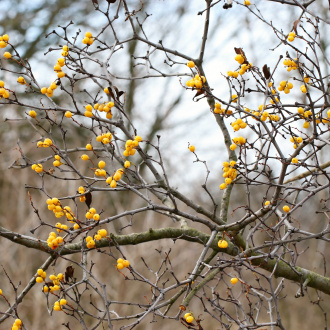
[65,265,74,282]
[293,19,300,34]
[85,191,92,208]
[262,64,271,79]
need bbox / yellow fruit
[187,61,195,68]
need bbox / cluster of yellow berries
[62,45,69,57]
[47,198,76,221]
[123,135,142,157]
[252,109,280,122]
[96,131,113,144]
[37,138,53,148]
[283,58,298,72]
[278,80,293,94]
[0,81,10,99]
[53,155,63,167]
[227,70,239,78]
[220,161,237,190]
[35,268,47,283]
[230,136,246,150]
[53,57,66,79]
[85,229,107,249]
[238,62,253,76]
[300,84,307,93]
[82,31,94,45]
[37,271,65,295]
[85,207,100,221]
[95,160,107,177]
[40,81,59,98]
[287,31,296,42]
[94,101,114,119]
[297,107,312,128]
[84,104,94,118]
[117,258,130,270]
[283,205,290,213]
[233,54,253,75]
[0,34,9,48]
[10,318,22,330]
[231,118,247,132]
[47,231,63,249]
[106,168,124,188]
[214,102,233,115]
[31,163,43,173]
[218,239,228,248]
[86,236,96,249]
[78,186,86,203]
[184,312,194,324]
[55,222,68,233]
[230,277,238,284]
[186,74,206,89]
[53,299,67,311]
[95,229,108,240]
[290,136,303,149]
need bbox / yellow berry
[98,160,106,169]
[219,183,227,190]
[291,158,298,164]
[186,316,194,323]
[123,260,130,267]
[3,52,11,59]
[230,277,238,284]
[189,145,195,152]
[244,0,251,5]
[81,154,89,161]
[65,111,72,118]
[29,110,37,118]
[283,205,290,213]
[117,263,124,270]
[187,61,195,68]
[218,240,228,248]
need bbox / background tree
[0,0,329,329]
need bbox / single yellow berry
[117,263,124,270]
[283,205,290,213]
[186,315,194,323]
[189,145,195,152]
[98,160,106,169]
[123,260,130,267]
[218,240,228,248]
[29,110,37,118]
[81,154,89,161]
[3,52,11,59]
[244,0,251,5]
[124,160,130,168]
[230,277,238,284]
[65,111,72,118]
[187,61,195,68]
[291,158,298,164]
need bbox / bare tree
[0,0,329,329]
